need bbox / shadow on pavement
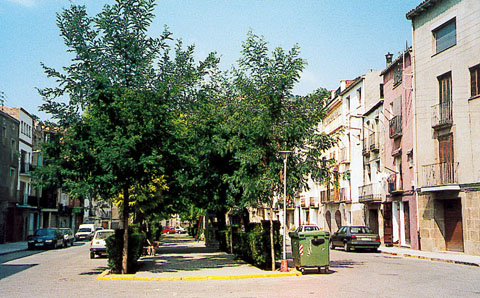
[140,253,246,274]
[329,259,365,269]
[0,263,38,280]
[0,250,47,264]
[79,266,108,275]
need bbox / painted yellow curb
[97,269,302,281]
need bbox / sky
[0,0,421,120]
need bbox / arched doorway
[325,211,331,232]
[335,210,342,229]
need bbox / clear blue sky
[0,0,421,120]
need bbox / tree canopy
[36,0,336,274]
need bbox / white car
[295,225,320,233]
[90,229,114,259]
[175,226,186,234]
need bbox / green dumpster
[289,230,330,274]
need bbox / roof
[406,0,441,20]
[339,76,363,96]
[380,48,412,76]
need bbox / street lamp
[279,150,292,272]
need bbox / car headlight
[45,240,53,243]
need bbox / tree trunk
[229,225,233,254]
[270,206,275,271]
[122,187,129,274]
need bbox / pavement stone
[379,245,480,266]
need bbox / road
[1,242,479,298]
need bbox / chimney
[385,52,393,67]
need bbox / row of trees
[35,0,336,274]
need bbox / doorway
[444,199,463,252]
[383,203,393,245]
[369,209,379,234]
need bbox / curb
[380,251,480,267]
[97,269,302,281]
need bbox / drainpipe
[411,20,421,250]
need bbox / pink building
[381,49,419,249]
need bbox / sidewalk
[98,234,300,281]
[379,245,480,267]
[0,241,28,256]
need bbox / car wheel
[90,252,95,259]
[344,242,350,252]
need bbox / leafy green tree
[37,0,219,274]
[225,32,336,269]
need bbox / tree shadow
[139,252,250,274]
[79,266,108,275]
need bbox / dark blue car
[28,228,64,250]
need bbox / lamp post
[279,150,292,272]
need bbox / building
[0,109,20,243]
[407,0,480,254]
[359,70,385,238]
[381,49,419,249]
[2,106,38,240]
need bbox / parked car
[294,225,321,233]
[90,229,115,259]
[75,224,95,241]
[27,228,64,250]
[330,226,380,252]
[162,227,175,234]
[59,228,75,247]
[175,226,186,234]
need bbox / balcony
[421,162,458,187]
[389,115,402,138]
[432,101,452,129]
[20,162,32,175]
[339,187,351,203]
[388,173,403,195]
[359,183,384,202]
[338,147,349,163]
[320,190,329,203]
[362,139,370,156]
[27,195,39,207]
[369,132,379,152]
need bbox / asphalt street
[1,240,479,298]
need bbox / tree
[224,32,336,269]
[38,0,219,274]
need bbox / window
[379,83,384,99]
[470,64,480,98]
[433,18,456,53]
[357,88,362,105]
[407,151,413,168]
[394,62,403,86]
[439,72,452,104]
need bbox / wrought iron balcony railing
[432,101,453,129]
[421,162,458,187]
[389,115,402,138]
[359,183,384,202]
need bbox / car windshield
[79,228,92,232]
[350,227,374,234]
[304,226,319,231]
[95,232,114,240]
[35,229,56,236]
